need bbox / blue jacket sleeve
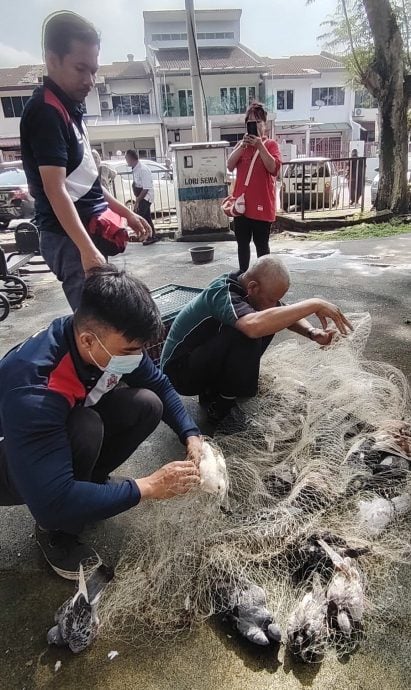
[2,387,141,534]
[123,354,200,443]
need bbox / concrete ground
[1,233,411,690]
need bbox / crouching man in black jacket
[0,265,202,579]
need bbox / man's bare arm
[236,299,352,339]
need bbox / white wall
[264,73,355,125]
[85,87,101,117]
[145,17,240,48]
[0,90,34,137]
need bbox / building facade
[0,7,379,163]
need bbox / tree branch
[341,0,367,80]
[401,0,411,71]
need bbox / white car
[281,157,342,211]
[371,166,411,205]
[103,160,176,216]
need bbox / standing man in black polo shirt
[20,11,151,310]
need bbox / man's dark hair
[74,265,163,343]
[126,149,139,161]
[43,11,100,60]
[245,101,267,123]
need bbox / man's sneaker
[214,404,263,437]
[35,525,101,580]
[142,236,159,246]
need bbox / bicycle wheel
[1,275,28,306]
[0,293,10,321]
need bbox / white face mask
[88,333,144,376]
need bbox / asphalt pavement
[0,233,410,690]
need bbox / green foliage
[313,0,410,80]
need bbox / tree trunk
[362,0,409,212]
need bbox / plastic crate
[146,284,202,365]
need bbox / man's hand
[185,435,203,467]
[314,300,353,335]
[309,327,337,346]
[126,211,152,242]
[136,461,200,500]
[80,245,106,273]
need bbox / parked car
[281,157,341,211]
[371,163,411,205]
[0,168,34,226]
[105,159,175,216]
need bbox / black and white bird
[223,582,281,646]
[287,573,328,662]
[47,563,114,653]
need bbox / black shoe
[207,395,236,424]
[142,236,159,246]
[199,389,216,408]
[35,525,101,580]
[214,405,261,436]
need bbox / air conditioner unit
[101,101,111,110]
[355,108,363,116]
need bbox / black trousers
[164,325,273,400]
[0,386,163,507]
[233,215,271,273]
[137,198,156,235]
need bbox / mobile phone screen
[246,121,258,137]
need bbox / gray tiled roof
[263,52,345,76]
[156,45,265,72]
[0,61,149,88]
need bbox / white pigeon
[199,441,229,501]
[358,493,411,536]
[47,563,114,653]
[287,573,328,662]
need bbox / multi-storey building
[0,7,379,163]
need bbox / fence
[110,166,177,229]
[278,156,367,220]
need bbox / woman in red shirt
[227,102,282,272]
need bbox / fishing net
[100,313,411,659]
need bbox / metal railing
[111,169,177,228]
[279,157,367,220]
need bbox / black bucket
[189,246,215,265]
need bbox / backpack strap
[243,140,268,188]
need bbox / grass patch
[307,221,411,241]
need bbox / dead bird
[287,573,328,662]
[199,441,229,502]
[47,563,114,653]
[317,539,365,640]
[220,582,281,646]
[358,493,411,536]
[291,532,368,584]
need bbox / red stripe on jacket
[48,353,86,407]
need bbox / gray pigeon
[47,563,114,653]
[287,573,328,662]
[226,583,281,646]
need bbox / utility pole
[185,0,207,141]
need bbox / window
[220,86,256,114]
[354,88,378,109]
[1,95,30,118]
[152,32,187,41]
[178,90,193,116]
[111,94,150,115]
[312,87,345,107]
[151,31,233,42]
[276,90,294,111]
